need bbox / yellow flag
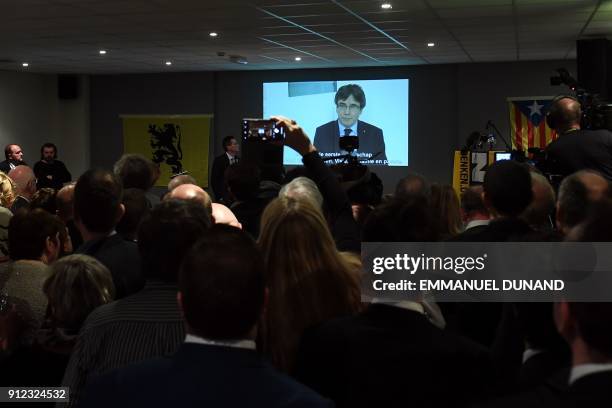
[122,115,212,187]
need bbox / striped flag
[507,97,557,151]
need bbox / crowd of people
[0,101,611,407]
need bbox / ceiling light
[99,50,107,55]
[165,61,172,66]
[209,32,218,37]
[295,57,302,61]
[381,3,392,9]
[427,42,435,47]
[22,62,29,67]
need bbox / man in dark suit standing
[80,225,332,408]
[313,84,387,165]
[210,135,239,203]
[0,144,25,174]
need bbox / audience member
[0,144,25,174]
[8,165,37,213]
[395,172,431,200]
[258,196,362,373]
[73,169,143,298]
[211,202,242,229]
[455,185,489,239]
[30,187,57,214]
[521,172,556,232]
[1,255,115,387]
[113,154,160,207]
[225,163,269,238]
[33,142,71,190]
[165,183,212,215]
[555,170,610,236]
[295,195,493,408]
[61,199,211,407]
[167,173,196,192]
[116,188,150,242]
[279,176,323,210]
[0,172,15,261]
[79,225,332,408]
[0,209,62,348]
[56,182,83,250]
[0,171,17,209]
[430,183,463,239]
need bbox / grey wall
[89,59,576,191]
[0,71,90,179]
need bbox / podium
[452,150,509,198]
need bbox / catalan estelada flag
[507,97,557,151]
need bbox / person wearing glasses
[313,84,387,165]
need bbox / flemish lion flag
[122,114,212,187]
[507,97,557,151]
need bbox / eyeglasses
[337,102,361,112]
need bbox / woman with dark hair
[430,183,463,240]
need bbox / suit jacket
[79,343,333,408]
[210,153,234,202]
[295,304,494,408]
[546,128,612,181]
[313,120,387,164]
[76,234,144,299]
[0,160,11,174]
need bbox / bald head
[8,165,36,199]
[56,182,76,222]
[166,184,212,214]
[168,174,197,192]
[557,170,610,234]
[211,203,242,229]
[549,96,581,132]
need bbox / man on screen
[313,84,387,165]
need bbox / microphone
[485,120,496,148]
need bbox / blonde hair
[258,197,361,372]
[0,172,16,208]
[43,254,115,330]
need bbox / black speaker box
[57,74,79,99]
[576,38,612,101]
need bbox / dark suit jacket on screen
[313,120,387,164]
[80,343,333,408]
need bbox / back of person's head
[165,183,212,215]
[43,254,115,330]
[56,182,76,221]
[514,303,568,351]
[278,176,323,210]
[167,174,197,192]
[179,225,264,340]
[225,163,260,201]
[74,169,123,234]
[113,154,155,191]
[138,199,211,282]
[212,203,242,229]
[0,171,16,208]
[395,172,431,201]
[430,183,462,237]
[547,96,581,131]
[8,208,63,261]
[335,84,366,108]
[521,171,556,230]
[258,196,361,370]
[116,188,150,241]
[362,196,439,242]
[460,185,488,218]
[483,160,533,217]
[30,188,57,214]
[557,170,610,232]
[8,165,36,197]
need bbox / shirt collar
[226,152,235,161]
[338,120,358,136]
[184,333,256,350]
[465,219,490,230]
[522,348,544,364]
[569,363,612,385]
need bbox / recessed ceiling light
[165,61,172,66]
[209,32,218,37]
[427,42,435,47]
[381,3,392,9]
[22,62,29,67]
[99,50,107,55]
[295,57,302,61]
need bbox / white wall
[0,71,90,179]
